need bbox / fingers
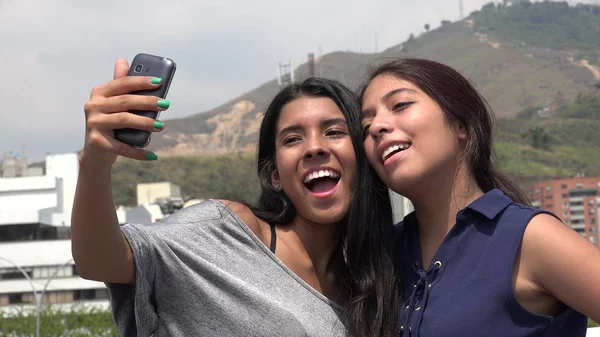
[91,76,163,99]
[87,94,170,114]
[113,58,130,80]
[87,129,158,161]
[87,113,165,134]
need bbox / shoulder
[519,211,600,321]
[214,199,263,234]
[144,199,261,234]
[128,199,269,245]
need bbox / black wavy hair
[250,77,401,337]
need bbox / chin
[307,208,348,225]
[385,172,420,196]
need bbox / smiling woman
[71,57,400,337]
[359,58,600,337]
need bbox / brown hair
[359,58,530,205]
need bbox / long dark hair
[359,58,530,205]
[250,77,400,337]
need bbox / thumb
[113,57,130,80]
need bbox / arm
[71,58,169,283]
[522,213,600,322]
[71,161,134,283]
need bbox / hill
[110,1,600,205]
[113,92,600,205]
[145,1,600,158]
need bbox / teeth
[382,144,409,162]
[304,169,340,184]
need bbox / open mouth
[303,169,341,194]
[382,143,411,162]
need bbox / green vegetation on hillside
[494,92,600,185]
[112,92,600,204]
[112,152,259,206]
[472,1,600,64]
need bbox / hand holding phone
[114,53,177,148]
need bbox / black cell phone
[114,53,177,148]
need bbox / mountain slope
[148,1,600,157]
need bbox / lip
[383,148,409,167]
[302,165,342,199]
[377,140,412,164]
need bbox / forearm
[71,159,134,283]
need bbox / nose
[368,113,395,139]
[304,135,329,160]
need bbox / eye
[282,136,302,145]
[325,129,347,138]
[392,101,414,112]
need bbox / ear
[456,123,467,141]
[271,169,280,186]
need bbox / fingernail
[150,77,162,84]
[145,153,158,161]
[154,121,164,130]
[157,100,170,109]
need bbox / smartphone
[114,53,177,148]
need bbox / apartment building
[526,176,600,247]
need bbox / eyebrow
[360,88,417,119]
[277,117,348,138]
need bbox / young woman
[359,58,600,336]
[71,58,400,337]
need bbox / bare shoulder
[521,212,600,321]
[217,199,268,240]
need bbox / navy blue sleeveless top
[396,189,587,337]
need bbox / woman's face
[360,74,466,195]
[273,96,356,225]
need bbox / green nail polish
[157,100,170,109]
[146,153,158,161]
[150,77,162,84]
[154,121,164,129]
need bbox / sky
[0,0,595,161]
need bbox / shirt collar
[466,188,513,220]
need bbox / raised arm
[71,58,168,284]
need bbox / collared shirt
[396,189,587,337]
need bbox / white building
[0,153,79,229]
[0,240,109,313]
[0,152,187,314]
[0,152,110,313]
[137,181,182,206]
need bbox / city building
[526,176,600,247]
[0,152,184,314]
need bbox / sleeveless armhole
[269,223,277,253]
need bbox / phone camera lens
[134,64,143,73]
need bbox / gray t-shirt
[106,199,347,337]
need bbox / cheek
[363,140,379,166]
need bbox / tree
[0,306,118,336]
[552,91,566,109]
[424,23,430,32]
[522,127,553,150]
